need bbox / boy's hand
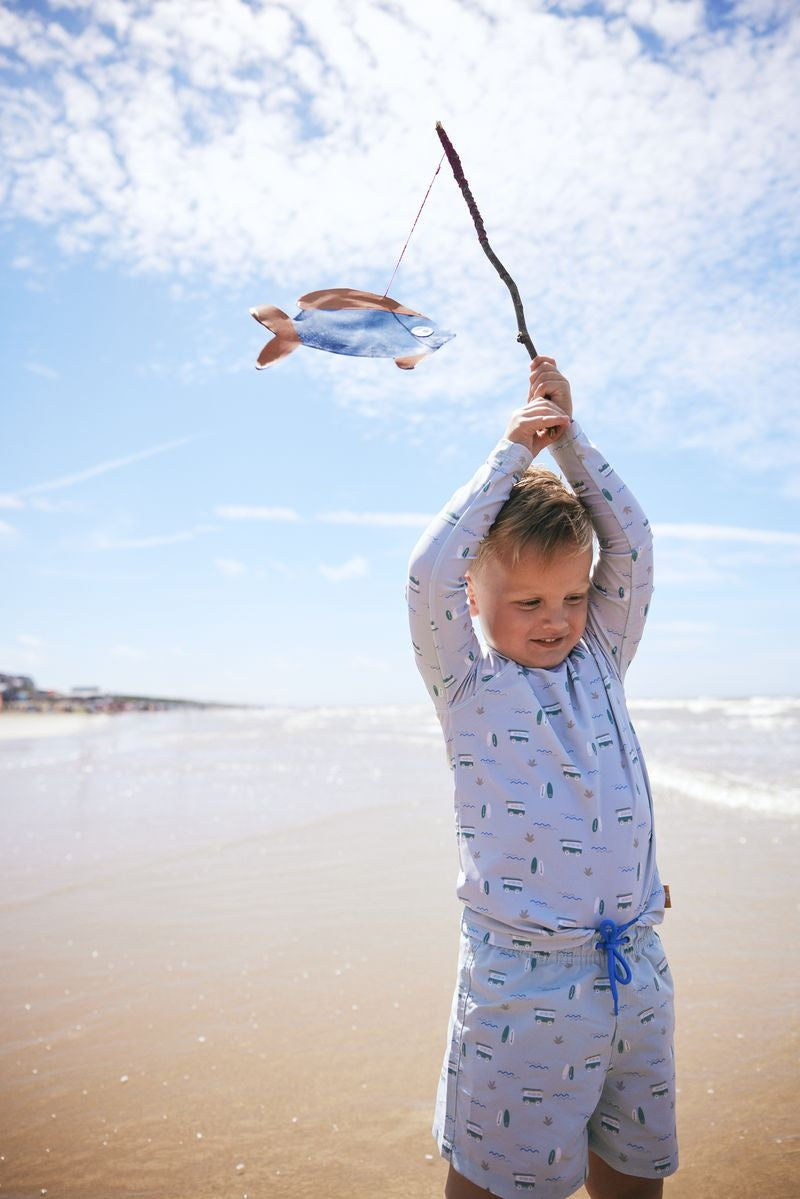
[504,397,571,458]
[527,355,573,418]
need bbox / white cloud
[0,1,798,473]
[215,505,300,522]
[17,633,44,649]
[215,557,247,576]
[319,555,369,582]
[653,523,800,547]
[0,519,19,539]
[317,509,432,527]
[85,526,208,550]
[111,643,144,659]
[24,361,60,380]
[13,436,199,497]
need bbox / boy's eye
[566,594,587,604]
[518,599,540,608]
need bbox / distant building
[0,673,36,705]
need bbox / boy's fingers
[530,355,556,369]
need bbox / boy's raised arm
[547,423,654,679]
[407,443,532,710]
[407,390,571,710]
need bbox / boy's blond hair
[474,466,593,572]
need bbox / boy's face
[466,544,593,670]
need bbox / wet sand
[1,783,797,1197]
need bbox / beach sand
[1,778,797,1197]
[0,712,110,741]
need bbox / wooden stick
[435,121,538,359]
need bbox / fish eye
[411,325,434,337]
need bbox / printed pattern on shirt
[407,423,664,935]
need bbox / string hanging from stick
[383,153,445,297]
[435,121,538,359]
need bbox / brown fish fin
[298,288,422,316]
[250,305,300,370]
[250,304,291,330]
[394,352,428,370]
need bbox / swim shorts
[433,911,678,1199]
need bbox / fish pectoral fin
[394,352,428,370]
[250,304,291,330]
[298,288,422,316]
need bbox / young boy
[408,357,677,1199]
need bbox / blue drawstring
[595,918,637,1015]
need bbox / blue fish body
[292,307,454,359]
[250,288,455,371]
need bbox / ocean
[2,697,798,907]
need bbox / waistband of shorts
[460,906,658,959]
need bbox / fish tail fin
[250,305,300,370]
[250,304,291,329]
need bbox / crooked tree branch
[435,121,538,360]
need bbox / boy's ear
[465,571,480,616]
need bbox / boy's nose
[540,609,569,632]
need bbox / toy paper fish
[250,287,455,370]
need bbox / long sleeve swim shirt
[408,421,666,941]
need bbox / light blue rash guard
[407,421,666,943]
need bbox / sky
[1,0,799,706]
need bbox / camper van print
[508,728,530,743]
[656,957,669,976]
[599,1113,620,1135]
[502,877,524,893]
[408,574,421,593]
[488,969,507,986]
[596,733,614,749]
[617,893,634,910]
[521,1088,544,1105]
[506,799,526,817]
[616,807,634,824]
[543,702,562,718]
[585,1054,603,1071]
[650,1081,670,1098]
[638,1007,656,1025]
[556,916,578,930]
[466,1120,484,1141]
[534,1008,556,1024]
[598,462,613,477]
[561,762,581,780]
[593,976,612,993]
[460,825,476,840]
[475,1042,494,1061]
[447,1053,460,1076]
[560,839,583,856]
[511,936,533,950]
[653,1156,672,1174]
[457,753,475,768]
[513,1173,537,1191]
